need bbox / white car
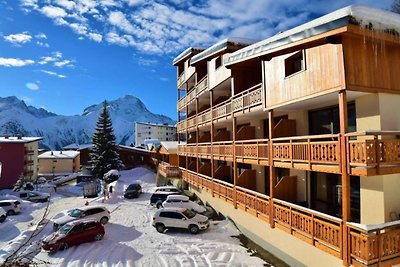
[52,205,110,231]
[152,207,209,234]
[154,186,180,193]
[0,207,6,223]
[0,200,21,216]
[162,195,207,213]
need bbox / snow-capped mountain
[0,95,175,150]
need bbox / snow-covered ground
[0,167,268,266]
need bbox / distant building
[63,143,93,166]
[38,150,80,177]
[0,136,42,189]
[135,122,176,147]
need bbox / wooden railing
[273,199,343,258]
[346,131,400,175]
[236,139,269,163]
[196,75,208,95]
[197,108,212,126]
[236,186,270,221]
[158,162,181,178]
[213,141,233,159]
[348,221,400,266]
[198,142,211,158]
[232,83,262,113]
[177,72,185,88]
[213,99,232,120]
[272,134,341,173]
[177,75,208,111]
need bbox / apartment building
[0,136,42,189]
[134,121,176,147]
[174,6,400,267]
[38,150,80,177]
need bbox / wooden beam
[233,116,237,209]
[210,89,214,197]
[339,90,350,266]
[269,110,276,228]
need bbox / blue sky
[0,0,393,119]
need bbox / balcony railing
[177,75,209,111]
[346,131,400,176]
[232,83,262,113]
[348,221,400,266]
[158,162,180,178]
[212,141,233,160]
[212,99,232,121]
[236,139,269,165]
[177,72,185,88]
[236,186,270,221]
[272,134,341,173]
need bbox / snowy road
[0,168,267,266]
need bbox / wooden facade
[174,11,400,267]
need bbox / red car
[42,219,105,252]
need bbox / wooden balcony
[177,75,209,111]
[236,139,269,165]
[346,131,400,176]
[158,162,181,178]
[177,72,185,88]
[232,83,262,114]
[348,221,400,266]
[212,99,231,122]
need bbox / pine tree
[90,101,123,180]
[392,0,400,14]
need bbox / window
[285,50,305,77]
[215,56,222,69]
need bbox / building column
[339,90,350,266]
[233,116,237,209]
[268,110,276,228]
[210,89,214,196]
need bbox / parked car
[42,219,104,252]
[103,169,120,184]
[152,207,209,234]
[162,195,207,213]
[150,191,181,209]
[124,183,142,199]
[52,205,110,231]
[14,191,50,203]
[154,186,180,193]
[0,207,6,223]
[0,200,21,216]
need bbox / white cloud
[88,32,102,42]
[0,57,35,67]
[136,57,158,66]
[35,32,47,39]
[41,5,67,18]
[108,11,135,33]
[4,32,32,44]
[26,82,40,90]
[54,59,73,67]
[40,69,67,78]
[36,41,50,48]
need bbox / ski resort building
[0,136,42,189]
[134,121,177,147]
[38,150,80,177]
[174,5,400,267]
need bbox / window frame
[284,50,306,78]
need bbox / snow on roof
[0,136,43,144]
[226,5,400,66]
[117,145,150,153]
[172,47,204,66]
[38,150,80,159]
[190,38,257,65]
[63,143,92,150]
[136,121,176,128]
[160,141,178,152]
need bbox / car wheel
[100,216,109,225]
[156,223,165,233]
[0,215,5,223]
[59,243,68,251]
[156,202,163,209]
[189,224,199,234]
[94,233,104,241]
[6,210,15,216]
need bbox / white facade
[135,122,176,147]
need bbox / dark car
[150,191,181,209]
[124,183,142,199]
[42,219,104,252]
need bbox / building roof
[225,5,400,66]
[38,150,80,159]
[160,141,179,153]
[135,121,176,128]
[172,47,204,66]
[117,145,150,153]
[0,136,43,144]
[63,143,93,150]
[190,38,257,65]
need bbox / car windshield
[58,224,72,235]
[182,209,196,219]
[68,209,83,218]
[128,184,139,190]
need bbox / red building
[0,137,42,189]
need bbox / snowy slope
[0,95,175,150]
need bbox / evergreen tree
[392,0,400,14]
[90,101,123,180]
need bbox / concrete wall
[208,53,231,90]
[39,157,77,174]
[193,186,342,267]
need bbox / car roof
[158,207,187,213]
[128,183,141,186]
[152,191,180,195]
[75,205,108,211]
[0,199,19,203]
[65,218,100,226]
[166,195,189,201]
[155,186,179,190]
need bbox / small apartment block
[38,150,80,177]
[135,122,177,147]
[0,136,42,189]
[174,6,400,267]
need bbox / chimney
[60,151,63,154]
[4,136,8,139]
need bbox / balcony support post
[339,90,350,266]
[233,116,238,209]
[210,89,215,197]
[269,109,276,228]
